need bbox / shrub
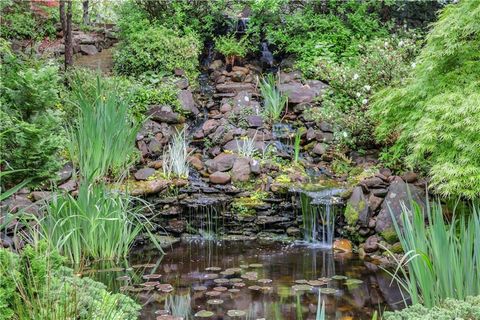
[386,201,480,308]
[383,296,480,320]
[307,34,420,149]
[0,242,140,320]
[266,2,389,76]
[0,45,65,186]
[214,34,249,64]
[370,1,480,198]
[114,25,201,82]
[69,76,140,182]
[259,74,288,123]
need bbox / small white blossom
[411,62,416,68]
[356,92,361,97]
[343,132,348,138]
[353,73,359,80]
[384,41,389,47]
[364,85,371,91]
[362,99,368,105]
[398,40,404,47]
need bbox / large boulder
[231,157,251,182]
[209,171,231,185]
[178,89,200,115]
[205,153,237,172]
[375,177,426,233]
[79,44,98,55]
[278,80,327,104]
[147,105,185,124]
[345,186,369,226]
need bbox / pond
[85,240,405,319]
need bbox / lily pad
[194,310,214,318]
[239,264,249,269]
[258,279,272,284]
[332,275,348,280]
[213,286,228,292]
[319,287,338,295]
[345,279,363,286]
[228,288,240,293]
[317,277,332,282]
[193,286,208,291]
[203,273,219,280]
[307,280,325,286]
[248,285,261,291]
[207,299,224,305]
[205,291,222,297]
[116,275,131,281]
[220,270,235,276]
[249,263,263,268]
[156,316,184,320]
[143,274,162,280]
[233,282,245,288]
[227,310,246,317]
[206,267,222,272]
[291,284,313,292]
[229,278,243,283]
[213,278,229,284]
[225,268,242,273]
[142,281,160,287]
[157,284,174,293]
[295,279,308,284]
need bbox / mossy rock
[390,242,404,254]
[381,228,399,244]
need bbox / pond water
[86,240,405,320]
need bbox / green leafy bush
[0,242,140,320]
[215,34,249,62]
[266,2,389,76]
[0,43,65,186]
[114,25,201,82]
[383,296,480,320]
[308,35,419,148]
[0,1,58,40]
[370,1,480,198]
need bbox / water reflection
[87,241,404,319]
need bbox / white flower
[384,41,389,47]
[343,132,348,138]
[356,92,361,97]
[364,85,371,91]
[353,73,359,80]
[411,62,416,68]
[398,40,404,47]
[362,99,368,105]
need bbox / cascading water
[296,188,344,247]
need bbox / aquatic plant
[69,76,140,183]
[165,294,192,319]
[386,200,480,308]
[293,128,304,163]
[315,293,326,320]
[235,132,257,158]
[259,74,288,122]
[39,182,159,264]
[163,127,192,179]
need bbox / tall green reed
[69,76,139,183]
[387,200,480,308]
[41,183,158,264]
[259,74,288,122]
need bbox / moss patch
[381,228,399,244]
[344,200,365,226]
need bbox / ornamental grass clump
[163,127,192,179]
[259,74,288,122]
[386,200,480,308]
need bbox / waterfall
[183,195,227,240]
[297,188,344,247]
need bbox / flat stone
[79,44,98,55]
[147,105,184,124]
[206,153,237,172]
[178,89,199,115]
[247,115,263,128]
[312,143,327,156]
[231,157,251,182]
[216,82,255,93]
[134,168,156,181]
[209,171,231,185]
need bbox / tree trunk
[59,0,66,32]
[64,0,73,70]
[82,1,89,25]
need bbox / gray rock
[57,163,73,183]
[206,153,237,172]
[59,180,77,193]
[178,90,199,115]
[319,121,333,133]
[148,139,162,154]
[209,171,231,185]
[202,119,220,134]
[147,105,184,124]
[209,59,223,71]
[346,186,370,226]
[375,177,425,233]
[250,159,260,174]
[247,115,263,128]
[134,168,156,180]
[278,80,327,104]
[79,44,98,55]
[31,191,52,202]
[312,143,327,156]
[216,82,255,93]
[175,78,189,90]
[369,194,384,212]
[364,235,380,253]
[231,157,251,182]
[401,171,418,183]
